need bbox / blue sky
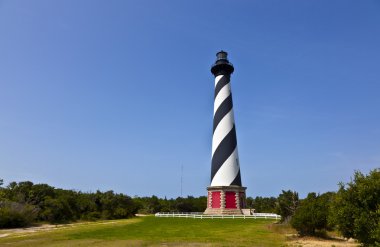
[1,0,379,198]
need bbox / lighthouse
[204,51,246,215]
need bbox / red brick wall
[211,191,221,208]
[225,191,237,209]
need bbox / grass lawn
[0,216,285,246]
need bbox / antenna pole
[181,164,183,197]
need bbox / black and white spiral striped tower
[204,51,247,215]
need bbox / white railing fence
[155,212,281,220]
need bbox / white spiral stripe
[212,109,234,156]
[213,83,230,116]
[214,75,224,87]
[210,147,240,186]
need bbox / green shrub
[331,169,380,246]
[291,192,334,236]
[0,201,38,228]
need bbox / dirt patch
[135,214,151,217]
[286,235,359,247]
[269,223,359,247]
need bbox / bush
[331,169,380,246]
[39,197,74,223]
[0,201,38,228]
[291,192,334,236]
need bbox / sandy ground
[286,235,359,247]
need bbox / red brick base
[204,186,246,215]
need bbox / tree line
[0,180,139,227]
[0,181,208,227]
[1,168,379,246]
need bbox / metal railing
[155,212,281,220]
